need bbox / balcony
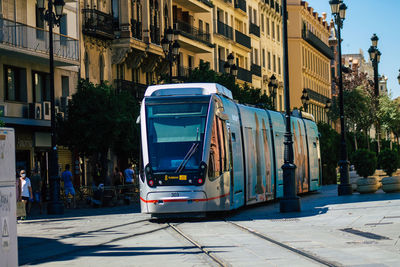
[234,0,246,13]
[150,25,160,45]
[174,20,211,46]
[131,19,142,40]
[115,79,147,100]
[82,9,114,40]
[302,29,334,59]
[249,23,260,37]
[177,66,194,80]
[173,0,212,13]
[304,88,330,104]
[235,30,251,49]
[237,66,252,83]
[0,18,79,66]
[216,21,233,40]
[251,64,262,77]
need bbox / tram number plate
[171,192,179,197]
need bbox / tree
[0,110,4,127]
[317,122,340,184]
[57,80,140,183]
[185,62,274,110]
[377,94,400,149]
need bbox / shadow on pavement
[18,236,232,266]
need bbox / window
[61,76,69,97]
[199,19,203,33]
[279,95,282,111]
[278,57,281,74]
[254,48,258,65]
[261,14,264,32]
[262,49,265,68]
[249,7,252,23]
[272,21,275,39]
[4,66,27,102]
[206,23,210,35]
[35,5,45,39]
[32,71,50,102]
[266,17,270,36]
[253,9,257,24]
[99,54,104,82]
[84,52,90,80]
[268,52,271,70]
[277,25,280,42]
[273,54,276,72]
[60,15,68,45]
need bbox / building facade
[287,0,332,123]
[0,0,79,181]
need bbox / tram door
[244,127,257,204]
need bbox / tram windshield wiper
[175,142,199,173]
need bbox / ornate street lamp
[279,0,300,212]
[330,0,352,196]
[369,34,381,97]
[224,53,238,78]
[162,27,180,83]
[325,99,332,112]
[268,74,278,110]
[37,0,66,214]
[301,89,310,112]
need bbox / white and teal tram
[139,83,321,216]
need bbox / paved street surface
[17,185,400,266]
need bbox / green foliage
[57,80,140,159]
[185,62,274,110]
[0,110,4,127]
[351,149,377,178]
[378,94,400,137]
[378,149,399,176]
[317,122,340,184]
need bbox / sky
[306,0,400,99]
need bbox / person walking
[30,169,43,214]
[124,164,135,185]
[19,170,33,219]
[62,164,76,208]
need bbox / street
[17,185,400,266]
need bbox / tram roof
[144,83,233,100]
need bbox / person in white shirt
[19,170,33,217]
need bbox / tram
[139,83,321,216]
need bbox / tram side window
[208,115,229,179]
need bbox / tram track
[226,220,340,267]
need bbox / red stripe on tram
[140,192,230,203]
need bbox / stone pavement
[17,185,400,266]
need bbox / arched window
[84,52,90,80]
[99,54,104,83]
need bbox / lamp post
[268,74,278,110]
[368,34,382,153]
[37,0,66,214]
[397,69,400,85]
[301,89,310,112]
[325,99,332,123]
[330,0,352,195]
[161,27,180,83]
[280,0,301,212]
[223,53,238,78]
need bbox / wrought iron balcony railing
[150,25,160,45]
[235,30,251,49]
[174,20,211,45]
[304,88,330,104]
[302,29,334,59]
[177,66,194,79]
[115,79,147,100]
[249,23,260,37]
[251,64,262,77]
[237,66,252,83]
[234,0,246,13]
[82,9,114,40]
[131,19,142,40]
[0,17,79,62]
[216,20,233,40]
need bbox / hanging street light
[162,27,180,83]
[268,74,278,110]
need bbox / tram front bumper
[143,191,207,214]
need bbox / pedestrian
[124,164,135,184]
[19,170,33,219]
[62,164,76,208]
[30,169,43,214]
[112,167,123,186]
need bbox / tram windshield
[145,96,210,172]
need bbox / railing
[150,25,160,44]
[198,0,213,7]
[82,9,114,40]
[177,66,194,79]
[131,19,142,40]
[174,20,211,45]
[234,0,246,13]
[302,29,334,59]
[249,23,260,37]
[115,79,147,100]
[216,20,233,40]
[251,64,262,77]
[0,17,79,61]
[237,66,252,83]
[305,88,330,104]
[235,30,251,49]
